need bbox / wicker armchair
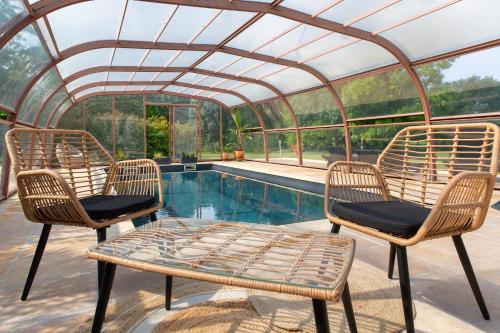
[6,128,163,300]
[324,123,499,333]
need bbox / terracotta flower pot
[221,152,229,161]
[234,150,244,161]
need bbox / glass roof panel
[35,18,58,59]
[196,76,226,87]
[164,85,185,93]
[179,87,201,95]
[193,10,254,44]
[0,0,27,30]
[75,87,104,100]
[218,58,265,76]
[318,0,389,25]
[379,0,500,60]
[227,14,299,52]
[281,0,335,15]
[57,48,114,78]
[177,73,208,84]
[112,48,147,66]
[211,79,241,90]
[281,33,355,63]
[105,86,125,92]
[231,83,276,102]
[154,72,181,81]
[131,72,159,81]
[107,72,133,81]
[196,52,240,72]
[261,68,321,94]
[66,73,108,92]
[305,41,397,80]
[158,6,218,44]
[142,50,179,67]
[257,24,329,58]
[47,0,125,51]
[0,24,50,108]
[146,85,164,90]
[211,93,244,107]
[38,90,68,126]
[240,63,286,79]
[168,51,207,67]
[19,69,61,124]
[120,1,176,42]
[125,85,146,91]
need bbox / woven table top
[87,218,355,300]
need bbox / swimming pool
[137,170,324,226]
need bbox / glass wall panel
[243,131,265,161]
[50,99,72,127]
[19,69,60,124]
[0,0,27,29]
[234,105,261,129]
[334,68,421,119]
[0,24,50,108]
[38,90,68,127]
[200,103,221,160]
[349,124,420,164]
[85,96,113,153]
[115,95,145,160]
[287,87,342,126]
[58,103,83,130]
[173,106,197,161]
[267,131,298,165]
[416,47,500,118]
[255,100,294,129]
[0,122,13,196]
[300,127,346,168]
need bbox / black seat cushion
[80,195,155,220]
[332,201,431,237]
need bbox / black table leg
[96,228,107,292]
[341,282,357,333]
[91,263,116,333]
[312,298,330,333]
[165,275,173,310]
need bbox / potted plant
[230,108,249,161]
[153,152,171,165]
[181,152,197,164]
[222,143,234,161]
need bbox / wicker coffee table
[87,218,357,333]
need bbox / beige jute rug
[75,263,414,333]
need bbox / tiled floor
[1,161,499,332]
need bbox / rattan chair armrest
[16,169,98,227]
[324,161,391,223]
[411,171,496,243]
[105,159,163,208]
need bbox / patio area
[1,162,500,333]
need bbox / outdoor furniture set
[5,123,498,333]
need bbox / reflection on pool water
[135,170,324,226]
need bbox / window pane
[85,96,113,153]
[267,131,299,165]
[256,100,294,129]
[0,24,50,108]
[287,87,342,126]
[334,68,421,119]
[39,90,68,127]
[115,95,145,159]
[200,103,221,160]
[243,132,265,161]
[50,99,72,127]
[19,69,61,124]
[416,47,500,118]
[58,103,83,130]
[301,128,346,168]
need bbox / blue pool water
[135,170,324,226]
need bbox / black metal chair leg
[96,228,107,292]
[396,246,414,333]
[21,224,52,301]
[330,223,340,234]
[341,282,357,333]
[312,298,330,333]
[452,235,490,320]
[91,263,117,333]
[165,275,173,310]
[388,244,396,279]
[150,212,157,222]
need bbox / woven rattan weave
[87,218,355,301]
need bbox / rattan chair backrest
[377,123,499,207]
[6,129,114,198]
